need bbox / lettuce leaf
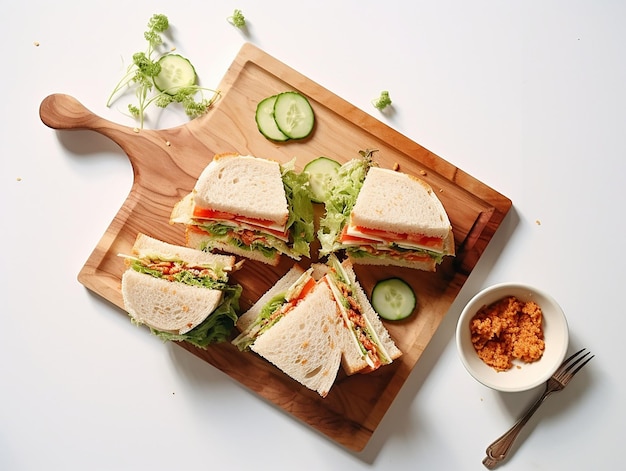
[318,155,374,256]
[281,159,315,258]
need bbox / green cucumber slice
[255,95,290,141]
[154,54,197,95]
[371,278,416,321]
[303,156,341,203]
[273,92,315,140]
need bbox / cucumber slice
[303,156,341,203]
[371,278,416,321]
[154,54,197,95]
[273,92,315,139]
[255,95,290,141]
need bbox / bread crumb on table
[470,296,545,371]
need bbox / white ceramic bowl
[456,283,569,392]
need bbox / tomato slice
[405,233,443,250]
[193,207,236,220]
[295,277,317,302]
[193,207,277,227]
[354,225,405,241]
[339,225,379,244]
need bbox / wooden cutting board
[39,42,511,451]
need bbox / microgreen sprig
[372,91,392,111]
[106,14,219,128]
[227,9,246,29]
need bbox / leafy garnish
[106,14,220,128]
[281,158,315,258]
[317,151,377,256]
[372,90,392,110]
[227,9,246,28]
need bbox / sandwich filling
[127,255,232,287]
[192,207,289,241]
[324,256,391,371]
[338,223,448,265]
[232,268,317,351]
[188,221,293,262]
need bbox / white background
[2,1,624,470]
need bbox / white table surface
[2,1,624,470]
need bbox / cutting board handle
[39,93,131,137]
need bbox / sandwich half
[320,163,454,271]
[120,233,242,348]
[233,264,343,397]
[170,153,314,266]
[322,255,402,374]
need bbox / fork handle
[482,390,552,469]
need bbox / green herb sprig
[372,90,392,111]
[106,14,220,128]
[227,9,246,28]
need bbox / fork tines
[561,348,595,377]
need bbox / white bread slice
[331,260,402,375]
[193,153,289,225]
[347,254,436,271]
[350,167,452,240]
[236,264,306,332]
[185,227,281,267]
[169,192,195,225]
[131,233,236,270]
[121,269,223,334]
[250,282,343,397]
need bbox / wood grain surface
[39,42,512,451]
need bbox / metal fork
[482,348,594,469]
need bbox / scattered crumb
[439,188,444,193]
[392,162,400,171]
[133,127,140,133]
[419,169,427,176]
[535,219,542,226]
[470,296,545,371]
[16,177,22,182]
[33,41,40,47]
[165,140,171,147]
